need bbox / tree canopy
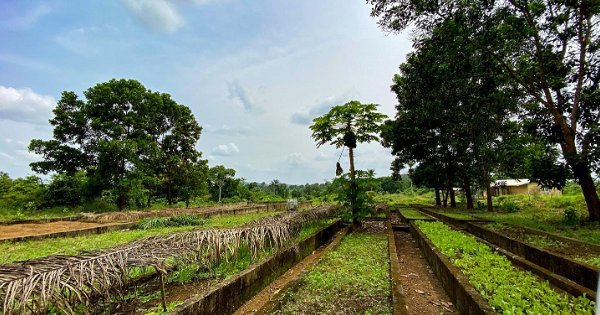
[29,79,207,209]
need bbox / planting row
[0,205,336,314]
[270,232,392,314]
[414,220,595,314]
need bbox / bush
[563,206,579,226]
[82,199,118,213]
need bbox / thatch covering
[0,205,335,314]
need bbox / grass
[398,208,431,220]
[0,211,282,264]
[416,221,595,314]
[373,192,435,207]
[273,233,391,315]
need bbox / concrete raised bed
[171,220,343,315]
[465,222,599,292]
[416,207,492,229]
[409,221,495,315]
[385,221,408,315]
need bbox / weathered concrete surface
[171,220,342,315]
[386,221,408,315]
[409,222,495,315]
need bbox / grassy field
[0,211,282,264]
[273,233,391,315]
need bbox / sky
[0,0,413,185]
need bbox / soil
[394,231,457,315]
[0,221,120,240]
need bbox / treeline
[0,170,415,212]
[370,0,600,220]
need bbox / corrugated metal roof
[492,179,531,187]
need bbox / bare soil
[394,231,457,315]
[0,221,119,240]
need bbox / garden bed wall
[171,220,342,315]
[416,207,491,229]
[409,221,494,315]
[465,222,599,291]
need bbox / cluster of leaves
[415,221,595,314]
[135,215,206,230]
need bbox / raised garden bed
[483,222,600,268]
[397,208,435,222]
[171,220,344,315]
[268,231,392,315]
[416,207,492,229]
[413,220,595,314]
[465,222,599,293]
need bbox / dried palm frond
[0,205,335,314]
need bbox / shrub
[563,206,579,226]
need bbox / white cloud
[15,149,40,161]
[4,4,51,30]
[291,92,356,125]
[204,124,251,136]
[123,0,184,33]
[286,153,304,167]
[226,80,264,114]
[0,152,14,160]
[211,142,240,156]
[0,86,54,125]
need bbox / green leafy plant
[415,221,594,314]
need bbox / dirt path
[0,221,121,240]
[395,231,457,314]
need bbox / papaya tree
[310,100,387,222]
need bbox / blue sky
[0,0,412,184]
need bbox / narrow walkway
[394,231,457,314]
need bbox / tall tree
[369,0,600,219]
[207,165,237,202]
[29,79,203,210]
[310,100,387,222]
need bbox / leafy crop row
[415,221,595,314]
[398,208,430,220]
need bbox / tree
[29,79,203,210]
[207,165,236,202]
[310,100,387,222]
[369,0,600,220]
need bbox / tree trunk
[348,146,358,224]
[449,187,456,208]
[570,160,600,221]
[482,167,493,212]
[435,188,441,206]
[464,178,474,209]
[218,185,222,203]
[442,188,448,207]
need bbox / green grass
[273,233,391,315]
[0,211,282,263]
[296,219,338,241]
[398,208,430,220]
[416,221,595,314]
[438,211,474,220]
[373,192,435,207]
